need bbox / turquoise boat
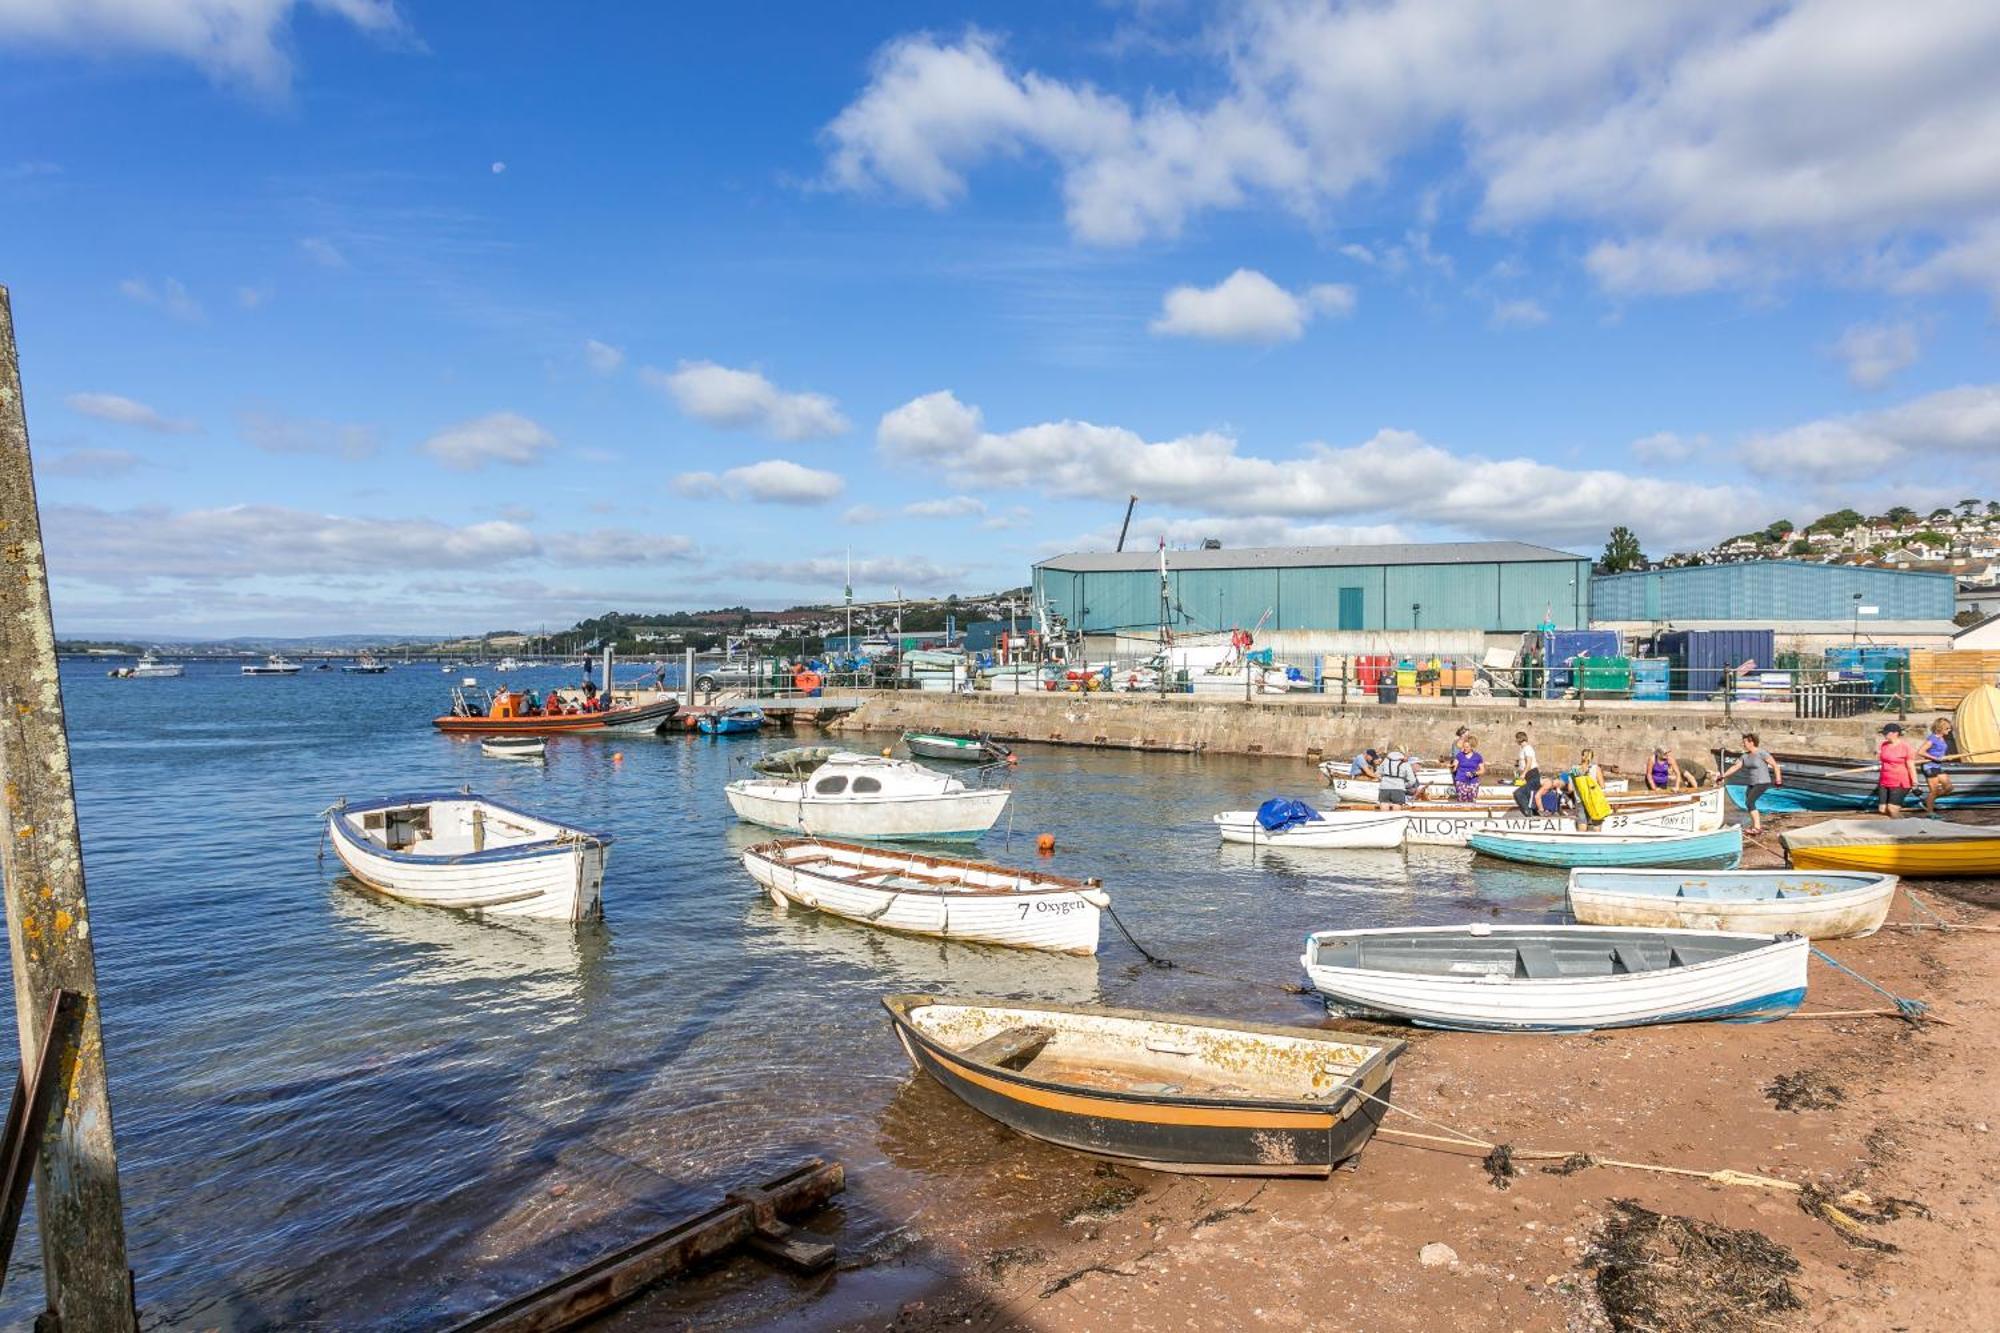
[696,706,765,736]
[1467,825,1742,869]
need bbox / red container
[1355,654,1392,692]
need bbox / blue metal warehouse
[1033,541,1594,635]
[1589,561,1956,626]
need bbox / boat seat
[960,1025,1055,1071]
[1612,944,1665,974]
[1514,943,1563,979]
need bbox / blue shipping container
[1656,629,1776,699]
[1631,657,1670,700]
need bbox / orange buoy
[881,746,894,757]
[612,752,624,764]
[1036,833,1056,855]
[1005,754,1019,766]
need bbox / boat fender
[1036,833,1056,854]
[1079,888,1110,909]
[1467,922,1493,936]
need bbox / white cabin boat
[725,752,1011,841]
[1567,869,1898,940]
[1213,808,1406,849]
[742,838,1105,954]
[242,654,303,675]
[326,792,609,921]
[1300,924,1808,1031]
[116,652,184,679]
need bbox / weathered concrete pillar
[0,286,138,1331]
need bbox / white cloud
[582,339,624,376]
[1628,431,1707,464]
[299,236,347,269]
[1742,384,2000,478]
[0,0,412,95]
[1050,514,1411,557]
[642,360,848,440]
[903,495,986,518]
[1150,269,1354,344]
[490,161,506,175]
[824,7,2000,301]
[734,553,969,592]
[1488,298,1549,329]
[840,504,887,525]
[420,411,556,471]
[36,449,143,479]
[117,276,203,322]
[64,392,196,434]
[877,389,1762,548]
[1830,321,1921,390]
[237,409,378,459]
[672,459,845,505]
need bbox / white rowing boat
[1300,924,1808,1031]
[481,736,547,761]
[1567,868,1899,940]
[325,791,609,921]
[1397,790,1723,847]
[741,838,1105,954]
[1212,808,1406,849]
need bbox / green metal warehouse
[1032,541,1594,642]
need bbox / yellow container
[1395,668,1417,690]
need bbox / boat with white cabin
[110,651,184,679]
[324,791,610,921]
[741,838,1106,954]
[725,752,1011,840]
[242,654,303,675]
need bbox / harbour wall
[829,691,1915,775]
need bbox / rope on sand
[1809,947,1928,1022]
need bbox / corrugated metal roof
[1036,540,1588,573]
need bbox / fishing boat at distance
[1299,924,1808,1031]
[725,752,1010,840]
[742,839,1106,954]
[1567,868,1898,939]
[882,995,1405,1176]
[325,792,611,921]
[1781,818,2000,877]
[1467,824,1743,869]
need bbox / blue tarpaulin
[1255,797,1324,831]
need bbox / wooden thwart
[442,1159,843,1333]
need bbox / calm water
[7,661,1567,1329]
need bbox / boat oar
[1821,743,2000,777]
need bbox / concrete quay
[830,689,1918,774]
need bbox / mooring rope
[1809,947,1929,1021]
[1101,901,1176,969]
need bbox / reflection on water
[10,665,1583,1329]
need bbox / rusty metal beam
[0,989,86,1289]
[442,1158,844,1333]
[0,285,138,1331]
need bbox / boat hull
[1468,826,1743,868]
[905,733,999,762]
[1399,790,1724,848]
[327,797,608,921]
[743,840,1101,953]
[1717,750,2000,811]
[726,785,1010,840]
[1301,926,1807,1032]
[884,997,1401,1175]
[1780,820,2000,878]
[1567,869,1897,939]
[433,698,679,736]
[1213,810,1405,849]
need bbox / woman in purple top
[1452,733,1485,802]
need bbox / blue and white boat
[1300,924,1808,1031]
[325,792,610,921]
[1467,825,1742,869]
[1567,868,1897,939]
[696,706,766,735]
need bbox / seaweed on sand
[1588,1200,1802,1332]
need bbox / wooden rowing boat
[1780,817,2000,877]
[742,839,1105,954]
[1299,924,1808,1031]
[326,792,610,921]
[883,995,1404,1175]
[480,736,546,761]
[1566,868,1898,939]
[1212,807,1406,848]
[903,730,1012,762]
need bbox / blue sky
[5,1,1999,636]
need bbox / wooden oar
[1820,743,2000,777]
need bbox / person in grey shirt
[1715,732,1784,834]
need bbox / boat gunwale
[329,791,613,864]
[883,993,1403,1115]
[747,837,1097,893]
[1302,924,1802,989]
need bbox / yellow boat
[1781,817,2000,877]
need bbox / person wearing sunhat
[1876,722,1917,818]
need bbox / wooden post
[0,286,138,1332]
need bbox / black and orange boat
[883,995,1403,1176]
[433,683,679,737]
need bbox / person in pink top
[1875,722,1916,817]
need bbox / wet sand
[713,812,2000,1332]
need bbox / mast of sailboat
[844,547,853,657]
[1158,535,1172,695]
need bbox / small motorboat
[324,792,610,921]
[903,730,1011,763]
[1213,799,1405,849]
[725,752,1010,841]
[743,839,1106,954]
[480,736,547,762]
[750,746,838,778]
[883,995,1405,1175]
[1780,818,2000,877]
[1567,868,1898,939]
[697,706,766,736]
[342,655,390,674]
[1299,924,1808,1031]
[1467,825,1743,869]
[242,654,303,675]
[111,651,184,679]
